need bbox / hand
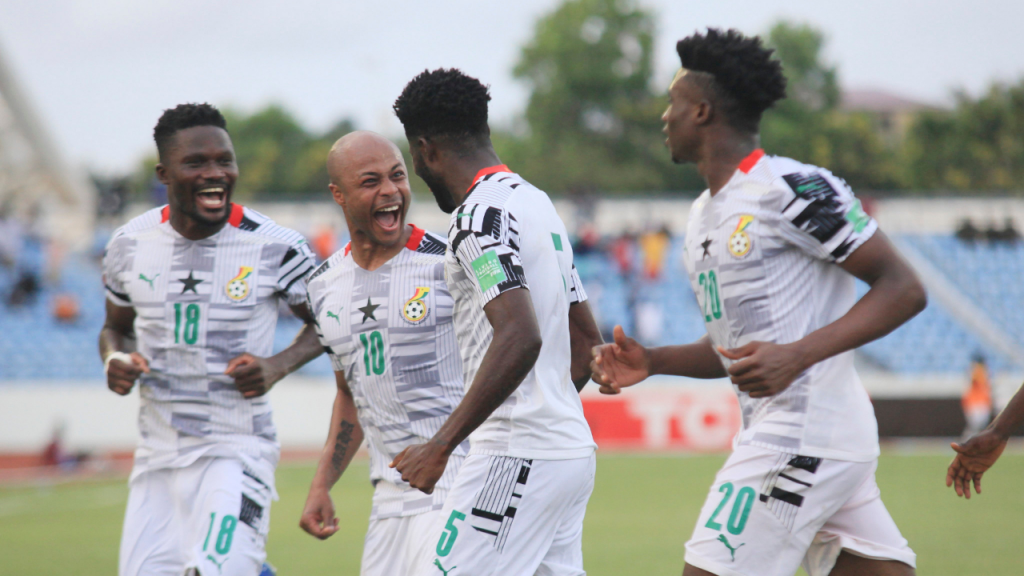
[718,341,809,398]
[389,441,450,494]
[590,325,650,394]
[299,488,339,539]
[106,352,149,395]
[946,429,1008,499]
[225,353,283,398]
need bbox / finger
[130,352,150,373]
[224,354,254,375]
[727,358,757,377]
[389,449,408,469]
[612,325,629,348]
[110,361,142,379]
[598,384,621,395]
[746,387,775,399]
[973,473,982,495]
[229,363,261,382]
[732,371,765,387]
[718,343,757,361]
[946,461,957,488]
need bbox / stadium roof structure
[0,37,95,247]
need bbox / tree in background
[904,80,1024,191]
[501,0,704,193]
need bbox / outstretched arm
[391,288,542,493]
[99,300,149,395]
[569,301,603,392]
[225,303,323,398]
[947,382,1024,498]
[591,328,725,394]
[720,231,927,398]
[300,371,364,538]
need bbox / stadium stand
[0,229,1018,380]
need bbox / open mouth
[373,203,402,231]
[196,187,227,210]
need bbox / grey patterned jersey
[683,150,880,462]
[305,226,467,520]
[102,204,315,482]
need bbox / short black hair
[153,103,228,159]
[676,28,786,132]
[393,68,491,145]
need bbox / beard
[420,169,459,214]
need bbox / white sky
[1,0,1022,174]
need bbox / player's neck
[169,212,226,241]
[447,148,503,206]
[698,132,760,196]
[348,223,413,272]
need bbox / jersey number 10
[360,330,386,375]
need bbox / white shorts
[685,445,916,576]
[119,457,274,576]
[361,510,441,576]
[416,453,596,576]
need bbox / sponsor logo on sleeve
[471,251,507,292]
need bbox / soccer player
[591,30,927,576]
[947,382,1024,498]
[391,68,603,576]
[100,103,321,576]
[298,131,469,575]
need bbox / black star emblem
[358,297,380,324]
[178,270,203,294]
[701,236,713,260]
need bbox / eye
[393,170,406,179]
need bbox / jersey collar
[737,149,765,174]
[342,224,425,257]
[466,164,511,194]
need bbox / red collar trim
[738,149,765,174]
[467,164,511,194]
[159,203,243,226]
[343,224,423,258]
[405,224,426,251]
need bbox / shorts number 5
[436,510,466,557]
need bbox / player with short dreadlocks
[391,68,603,576]
[102,103,321,576]
[592,29,924,576]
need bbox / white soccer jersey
[445,165,596,460]
[305,226,468,520]
[102,204,315,481]
[682,150,880,462]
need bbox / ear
[694,99,713,126]
[155,162,170,185]
[418,136,439,166]
[328,183,345,209]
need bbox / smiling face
[328,133,412,247]
[156,125,238,229]
[661,68,707,164]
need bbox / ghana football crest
[402,287,430,323]
[225,266,254,301]
[728,215,754,258]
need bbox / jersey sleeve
[101,232,132,307]
[306,290,347,373]
[568,264,588,304]
[449,203,529,306]
[776,170,877,263]
[277,238,316,306]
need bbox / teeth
[198,188,224,194]
[378,206,399,213]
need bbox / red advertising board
[580,381,740,452]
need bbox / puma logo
[326,308,342,324]
[206,554,227,573]
[139,273,159,289]
[717,534,745,561]
[434,558,456,575]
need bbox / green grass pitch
[1,453,1021,575]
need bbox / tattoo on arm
[329,421,356,475]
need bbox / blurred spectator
[639,225,672,280]
[0,201,24,269]
[573,223,601,255]
[7,271,39,307]
[609,231,637,277]
[41,422,89,471]
[997,217,1020,243]
[955,219,979,242]
[961,353,993,440]
[53,293,81,323]
[311,225,337,262]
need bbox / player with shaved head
[299,131,468,576]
